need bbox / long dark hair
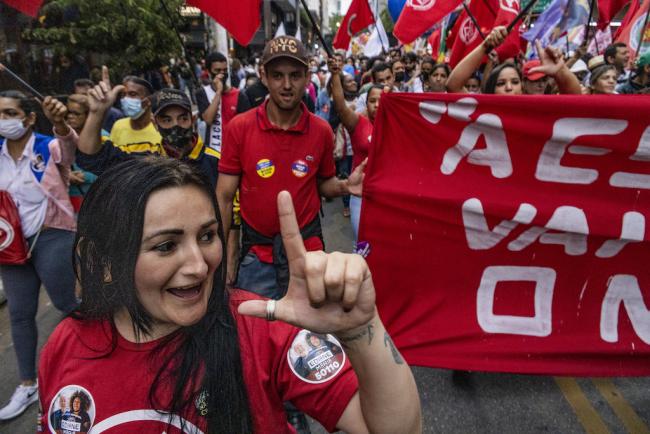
[482,63,522,94]
[73,157,253,433]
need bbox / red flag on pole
[332,0,375,50]
[428,28,442,54]
[615,0,650,59]
[614,0,640,39]
[598,0,629,30]
[494,0,524,61]
[2,0,44,17]
[394,0,463,44]
[187,0,261,46]
[448,0,497,68]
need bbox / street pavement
[0,198,648,433]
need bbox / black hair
[604,42,627,63]
[371,62,391,82]
[366,55,385,72]
[73,78,94,89]
[122,76,154,95]
[421,56,436,68]
[73,157,253,433]
[432,63,451,77]
[0,90,39,115]
[206,51,228,69]
[402,52,417,63]
[70,390,91,413]
[482,63,522,94]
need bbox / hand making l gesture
[238,191,376,335]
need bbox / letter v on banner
[394,0,464,44]
[333,0,375,50]
[187,0,261,46]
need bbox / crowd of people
[0,25,648,433]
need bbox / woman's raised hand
[237,191,377,334]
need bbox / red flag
[448,0,497,68]
[615,0,650,59]
[394,0,463,44]
[494,0,524,61]
[2,0,43,17]
[614,0,640,39]
[598,0,629,30]
[187,0,261,46]
[428,28,442,54]
[333,0,375,50]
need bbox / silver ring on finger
[266,299,276,322]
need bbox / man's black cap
[152,88,192,116]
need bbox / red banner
[362,93,650,376]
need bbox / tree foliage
[27,0,184,76]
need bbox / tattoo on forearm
[339,324,374,349]
[384,333,404,365]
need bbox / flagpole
[485,0,540,53]
[370,2,389,53]
[0,63,44,100]
[298,0,334,57]
[159,0,200,88]
[636,5,650,61]
[462,1,487,40]
[584,0,596,48]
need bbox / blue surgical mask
[120,97,144,119]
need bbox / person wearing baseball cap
[522,60,549,95]
[76,69,221,189]
[217,35,365,297]
[617,52,650,94]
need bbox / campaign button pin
[292,160,309,178]
[256,159,275,178]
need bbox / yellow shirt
[109,117,162,153]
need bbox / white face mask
[0,118,29,140]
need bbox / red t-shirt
[350,115,373,171]
[219,101,336,262]
[38,290,358,433]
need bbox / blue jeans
[236,252,284,299]
[0,228,78,381]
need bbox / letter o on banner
[476,266,556,337]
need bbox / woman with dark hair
[447,27,582,95]
[38,157,421,433]
[429,64,451,93]
[589,64,618,94]
[328,58,381,243]
[0,91,79,421]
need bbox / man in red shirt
[217,36,365,299]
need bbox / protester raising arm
[528,40,582,95]
[78,67,125,155]
[328,57,361,134]
[239,192,422,433]
[447,27,582,95]
[447,27,509,93]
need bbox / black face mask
[421,71,430,81]
[159,125,195,159]
[394,71,406,82]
